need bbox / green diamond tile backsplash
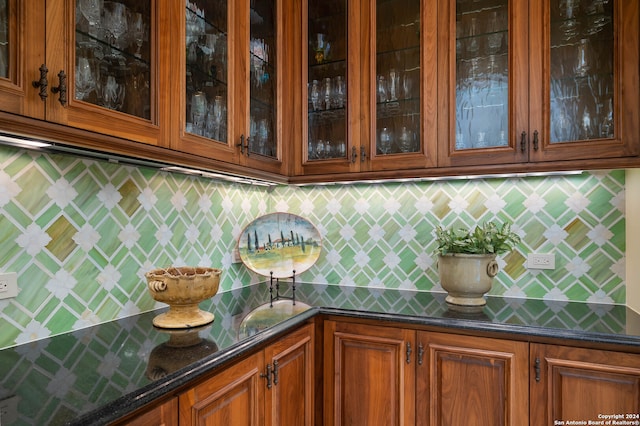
[0,145,626,349]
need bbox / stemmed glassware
[322,77,332,110]
[379,127,392,154]
[103,2,128,59]
[190,91,207,136]
[78,0,103,38]
[75,56,97,100]
[128,12,145,58]
[486,11,503,54]
[310,80,321,111]
[559,0,579,40]
[211,95,224,140]
[333,76,346,108]
[102,75,125,110]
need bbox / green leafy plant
[434,221,521,255]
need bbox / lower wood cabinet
[113,397,178,425]
[530,343,640,426]
[416,331,529,426]
[179,323,314,426]
[323,320,416,426]
[116,318,640,426]
[323,321,528,426]
[324,319,640,426]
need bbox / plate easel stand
[267,270,297,308]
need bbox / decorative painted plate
[238,212,322,278]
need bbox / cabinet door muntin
[75,0,153,119]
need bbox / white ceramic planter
[437,253,499,307]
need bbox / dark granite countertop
[1,283,640,425]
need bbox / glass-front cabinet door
[440,0,639,167]
[438,0,528,167]
[74,0,152,120]
[300,0,436,176]
[303,0,352,174]
[248,1,277,160]
[0,0,46,119]
[529,0,638,162]
[370,0,436,171]
[0,0,167,146]
[171,0,284,175]
[42,0,169,146]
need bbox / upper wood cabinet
[294,0,438,177]
[168,0,289,176]
[530,343,640,426]
[437,0,640,168]
[0,0,170,146]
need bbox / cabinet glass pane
[75,0,152,119]
[249,1,277,158]
[455,0,508,150]
[185,0,228,142]
[0,0,7,78]
[307,0,347,161]
[550,0,614,143]
[376,0,420,155]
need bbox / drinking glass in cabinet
[75,57,97,101]
[77,0,102,38]
[103,2,128,59]
[75,0,151,119]
[379,127,392,154]
[102,75,125,110]
[0,0,6,78]
[190,92,207,136]
[312,33,330,64]
[310,80,321,111]
[333,76,346,108]
[129,12,146,58]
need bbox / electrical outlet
[0,395,19,424]
[0,272,18,299]
[527,253,555,270]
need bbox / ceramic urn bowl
[145,266,222,329]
